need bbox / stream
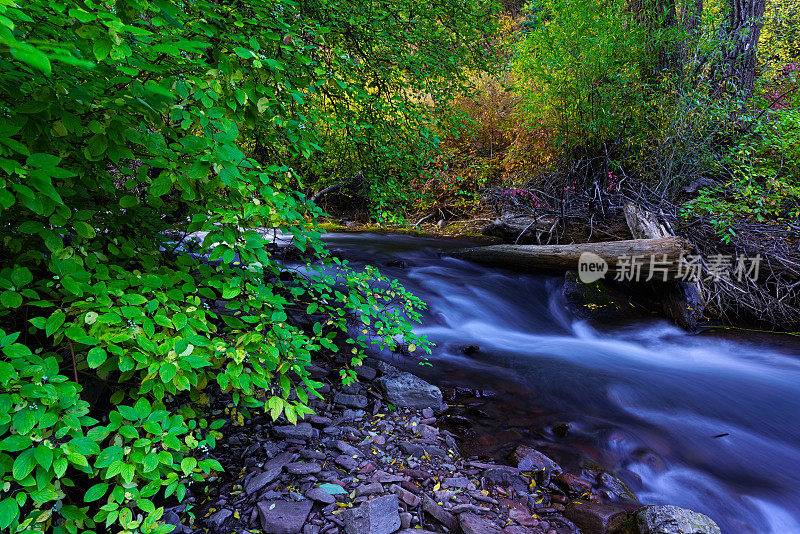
[323,232,800,534]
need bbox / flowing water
[323,232,800,534]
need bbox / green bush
[0,1,447,533]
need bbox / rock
[630,505,721,534]
[399,512,413,529]
[399,441,449,459]
[451,504,487,514]
[163,510,187,534]
[286,462,322,475]
[482,466,528,493]
[598,472,639,503]
[335,440,362,457]
[390,484,421,507]
[342,409,366,421]
[306,487,336,504]
[375,360,400,376]
[423,496,459,532]
[207,508,232,529]
[443,476,470,489]
[356,365,378,381]
[245,452,293,495]
[553,472,592,496]
[377,372,443,413]
[256,499,313,534]
[516,448,561,486]
[460,512,502,534]
[341,494,401,534]
[334,392,369,409]
[565,503,630,534]
[355,482,384,497]
[273,423,318,440]
[335,454,359,471]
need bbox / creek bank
[171,356,720,534]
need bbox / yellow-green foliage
[512,0,651,148]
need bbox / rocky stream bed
[166,355,721,534]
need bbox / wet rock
[256,499,313,534]
[553,473,592,496]
[565,503,630,534]
[377,372,443,413]
[273,423,318,440]
[460,512,502,534]
[341,494,401,534]
[245,452,293,495]
[306,487,336,504]
[551,422,570,437]
[630,505,721,534]
[598,472,639,503]
[334,392,369,409]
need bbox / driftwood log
[623,203,705,329]
[449,237,691,277]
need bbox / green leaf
[0,435,31,452]
[34,445,53,471]
[0,497,19,530]
[84,483,109,502]
[142,453,159,473]
[93,39,112,61]
[87,347,107,368]
[74,221,96,238]
[10,267,32,287]
[45,311,66,336]
[12,448,37,479]
[0,291,22,309]
[119,195,139,208]
[180,457,196,476]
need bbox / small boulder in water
[629,505,721,534]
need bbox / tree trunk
[679,0,703,67]
[723,0,766,97]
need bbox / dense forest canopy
[0,0,797,532]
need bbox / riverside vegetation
[0,0,794,533]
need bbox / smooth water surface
[324,232,800,534]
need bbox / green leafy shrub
[682,105,800,240]
[0,1,442,533]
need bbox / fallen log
[448,237,691,278]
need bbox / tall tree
[723,0,767,96]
